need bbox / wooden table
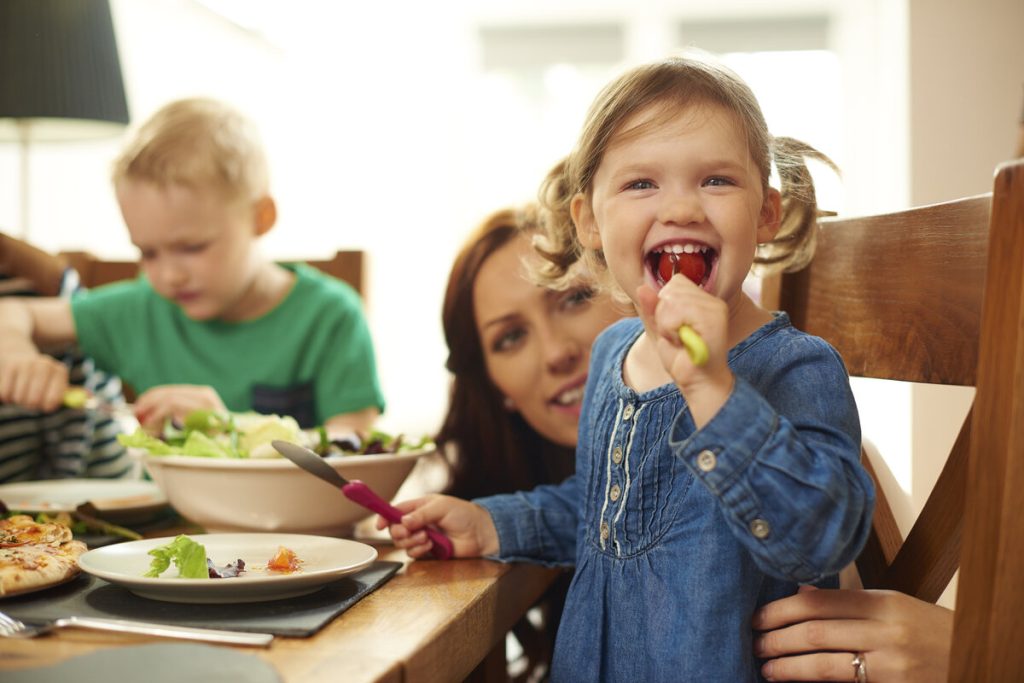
[0,542,562,683]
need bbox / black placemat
[1,560,401,637]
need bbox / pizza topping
[0,514,73,547]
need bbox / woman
[438,204,625,498]
[436,203,626,679]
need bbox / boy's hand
[133,384,228,434]
[375,494,499,559]
[0,351,69,412]
[636,275,734,427]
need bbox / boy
[0,98,384,435]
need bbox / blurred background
[1,0,1022,581]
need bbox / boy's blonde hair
[112,97,269,203]
[534,54,836,298]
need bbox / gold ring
[851,652,868,683]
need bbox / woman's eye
[492,327,527,353]
[561,287,596,311]
[181,243,208,254]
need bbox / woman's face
[473,234,625,447]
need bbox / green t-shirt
[71,264,385,427]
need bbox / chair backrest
[766,158,1024,679]
[764,189,991,603]
[950,159,1024,680]
[61,249,366,298]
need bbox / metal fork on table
[0,610,273,647]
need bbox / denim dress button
[600,522,610,540]
[612,446,623,464]
[622,404,634,420]
[610,484,621,501]
[749,518,771,539]
[696,450,717,472]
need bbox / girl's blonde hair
[111,97,269,203]
[534,54,836,297]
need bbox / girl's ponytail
[532,159,598,291]
[755,137,839,274]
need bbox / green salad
[118,409,435,459]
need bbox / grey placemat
[1,560,401,637]
[5,643,283,683]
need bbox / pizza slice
[0,514,87,598]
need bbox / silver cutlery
[0,610,273,647]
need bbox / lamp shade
[0,0,130,141]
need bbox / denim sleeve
[670,345,874,583]
[474,474,580,567]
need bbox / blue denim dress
[477,314,874,682]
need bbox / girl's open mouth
[646,243,716,289]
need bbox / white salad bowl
[138,448,432,537]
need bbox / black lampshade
[0,0,130,141]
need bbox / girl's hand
[636,276,733,426]
[132,384,228,434]
[375,494,499,559]
[752,585,953,682]
[0,350,69,412]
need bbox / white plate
[0,479,168,521]
[77,533,378,603]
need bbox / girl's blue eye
[704,176,734,187]
[626,179,655,191]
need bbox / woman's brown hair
[438,206,575,498]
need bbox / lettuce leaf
[117,429,178,455]
[145,534,209,579]
[180,430,236,458]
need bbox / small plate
[77,533,378,603]
[0,479,168,523]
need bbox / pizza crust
[0,514,87,598]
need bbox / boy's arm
[0,297,78,410]
[324,406,380,437]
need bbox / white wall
[2,2,1021,567]
[8,0,916,438]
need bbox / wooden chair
[61,249,366,299]
[764,158,1024,679]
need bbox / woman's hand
[753,585,953,682]
[375,494,499,559]
[132,384,227,434]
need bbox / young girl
[382,54,874,682]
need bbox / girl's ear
[756,187,782,244]
[571,193,602,249]
[254,196,277,236]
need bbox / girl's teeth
[664,243,707,255]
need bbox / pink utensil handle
[342,481,454,560]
